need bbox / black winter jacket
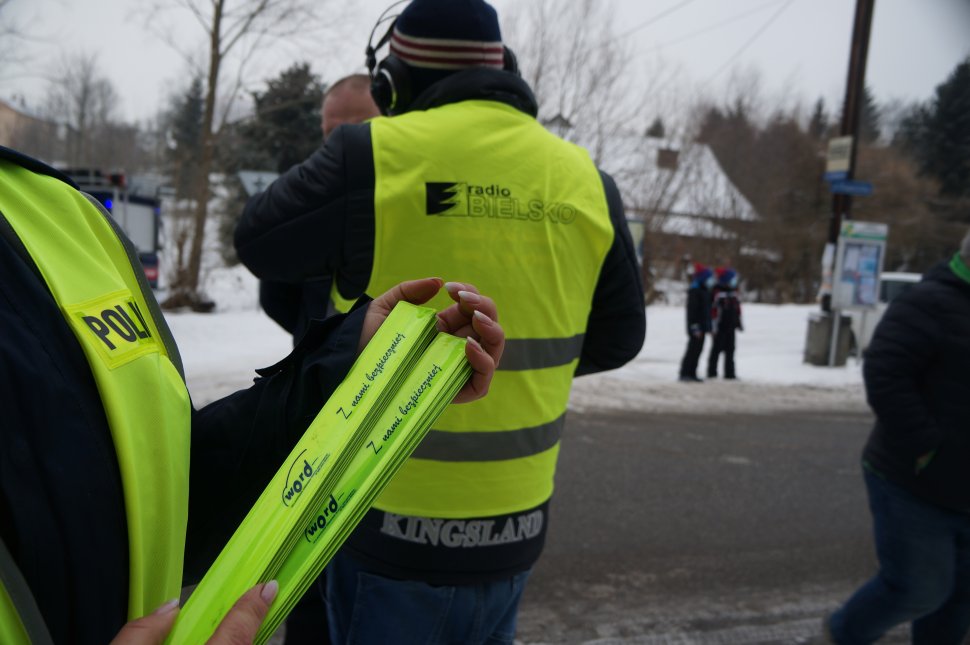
[235,68,645,375]
[0,146,366,644]
[685,284,712,335]
[862,259,970,513]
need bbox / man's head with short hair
[961,228,970,265]
[322,74,380,139]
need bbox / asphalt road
[514,409,911,644]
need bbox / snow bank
[163,269,868,414]
[568,303,867,415]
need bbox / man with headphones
[235,0,646,641]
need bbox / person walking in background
[234,0,646,641]
[707,268,743,380]
[258,74,381,344]
[679,264,713,382]
[826,229,970,644]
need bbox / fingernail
[153,598,180,615]
[466,337,483,352]
[473,310,493,325]
[261,580,279,604]
[457,290,481,304]
[444,282,462,294]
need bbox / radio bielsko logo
[426,182,467,216]
[424,181,577,224]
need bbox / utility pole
[819,0,875,312]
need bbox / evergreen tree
[858,85,881,144]
[919,58,970,198]
[239,62,323,174]
[892,57,970,201]
[167,77,205,200]
[892,103,929,158]
[213,63,322,265]
[808,97,828,141]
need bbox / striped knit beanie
[391,0,503,96]
[392,0,503,70]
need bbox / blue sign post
[830,179,873,196]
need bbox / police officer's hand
[109,580,278,644]
[360,278,504,404]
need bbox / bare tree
[854,144,958,271]
[0,0,28,76]
[1,0,54,109]
[502,0,709,301]
[502,0,643,165]
[44,51,119,167]
[140,0,341,310]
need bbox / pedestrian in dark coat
[827,229,970,644]
[678,264,713,382]
[707,268,743,379]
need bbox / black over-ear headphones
[365,1,409,116]
[365,1,521,116]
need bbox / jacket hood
[408,67,539,117]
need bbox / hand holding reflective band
[361,278,505,404]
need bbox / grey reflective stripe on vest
[498,334,585,371]
[411,414,565,461]
[0,537,54,645]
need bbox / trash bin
[804,311,852,366]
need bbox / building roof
[546,122,761,242]
[597,135,758,224]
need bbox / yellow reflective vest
[334,100,614,519]
[0,158,191,641]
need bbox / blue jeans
[325,552,531,645]
[829,469,970,644]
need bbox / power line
[706,0,797,84]
[647,0,789,52]
[616,0,701,40]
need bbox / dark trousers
[829,469,970,644]
[707,330,736,378]
[679,333,705,378]
[283,574,330,644]
[325,552,531,644]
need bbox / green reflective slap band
[255,334,471,643]
[166,302,470,643]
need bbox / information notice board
[832,220,888,310]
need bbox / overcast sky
[4,0,969,123]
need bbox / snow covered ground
[164,266,869,415]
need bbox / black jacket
[685,284,712,335]
[862,260,970,513]
[711,287,742,335]
[235,68,645,374]
[0,146,366,643]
